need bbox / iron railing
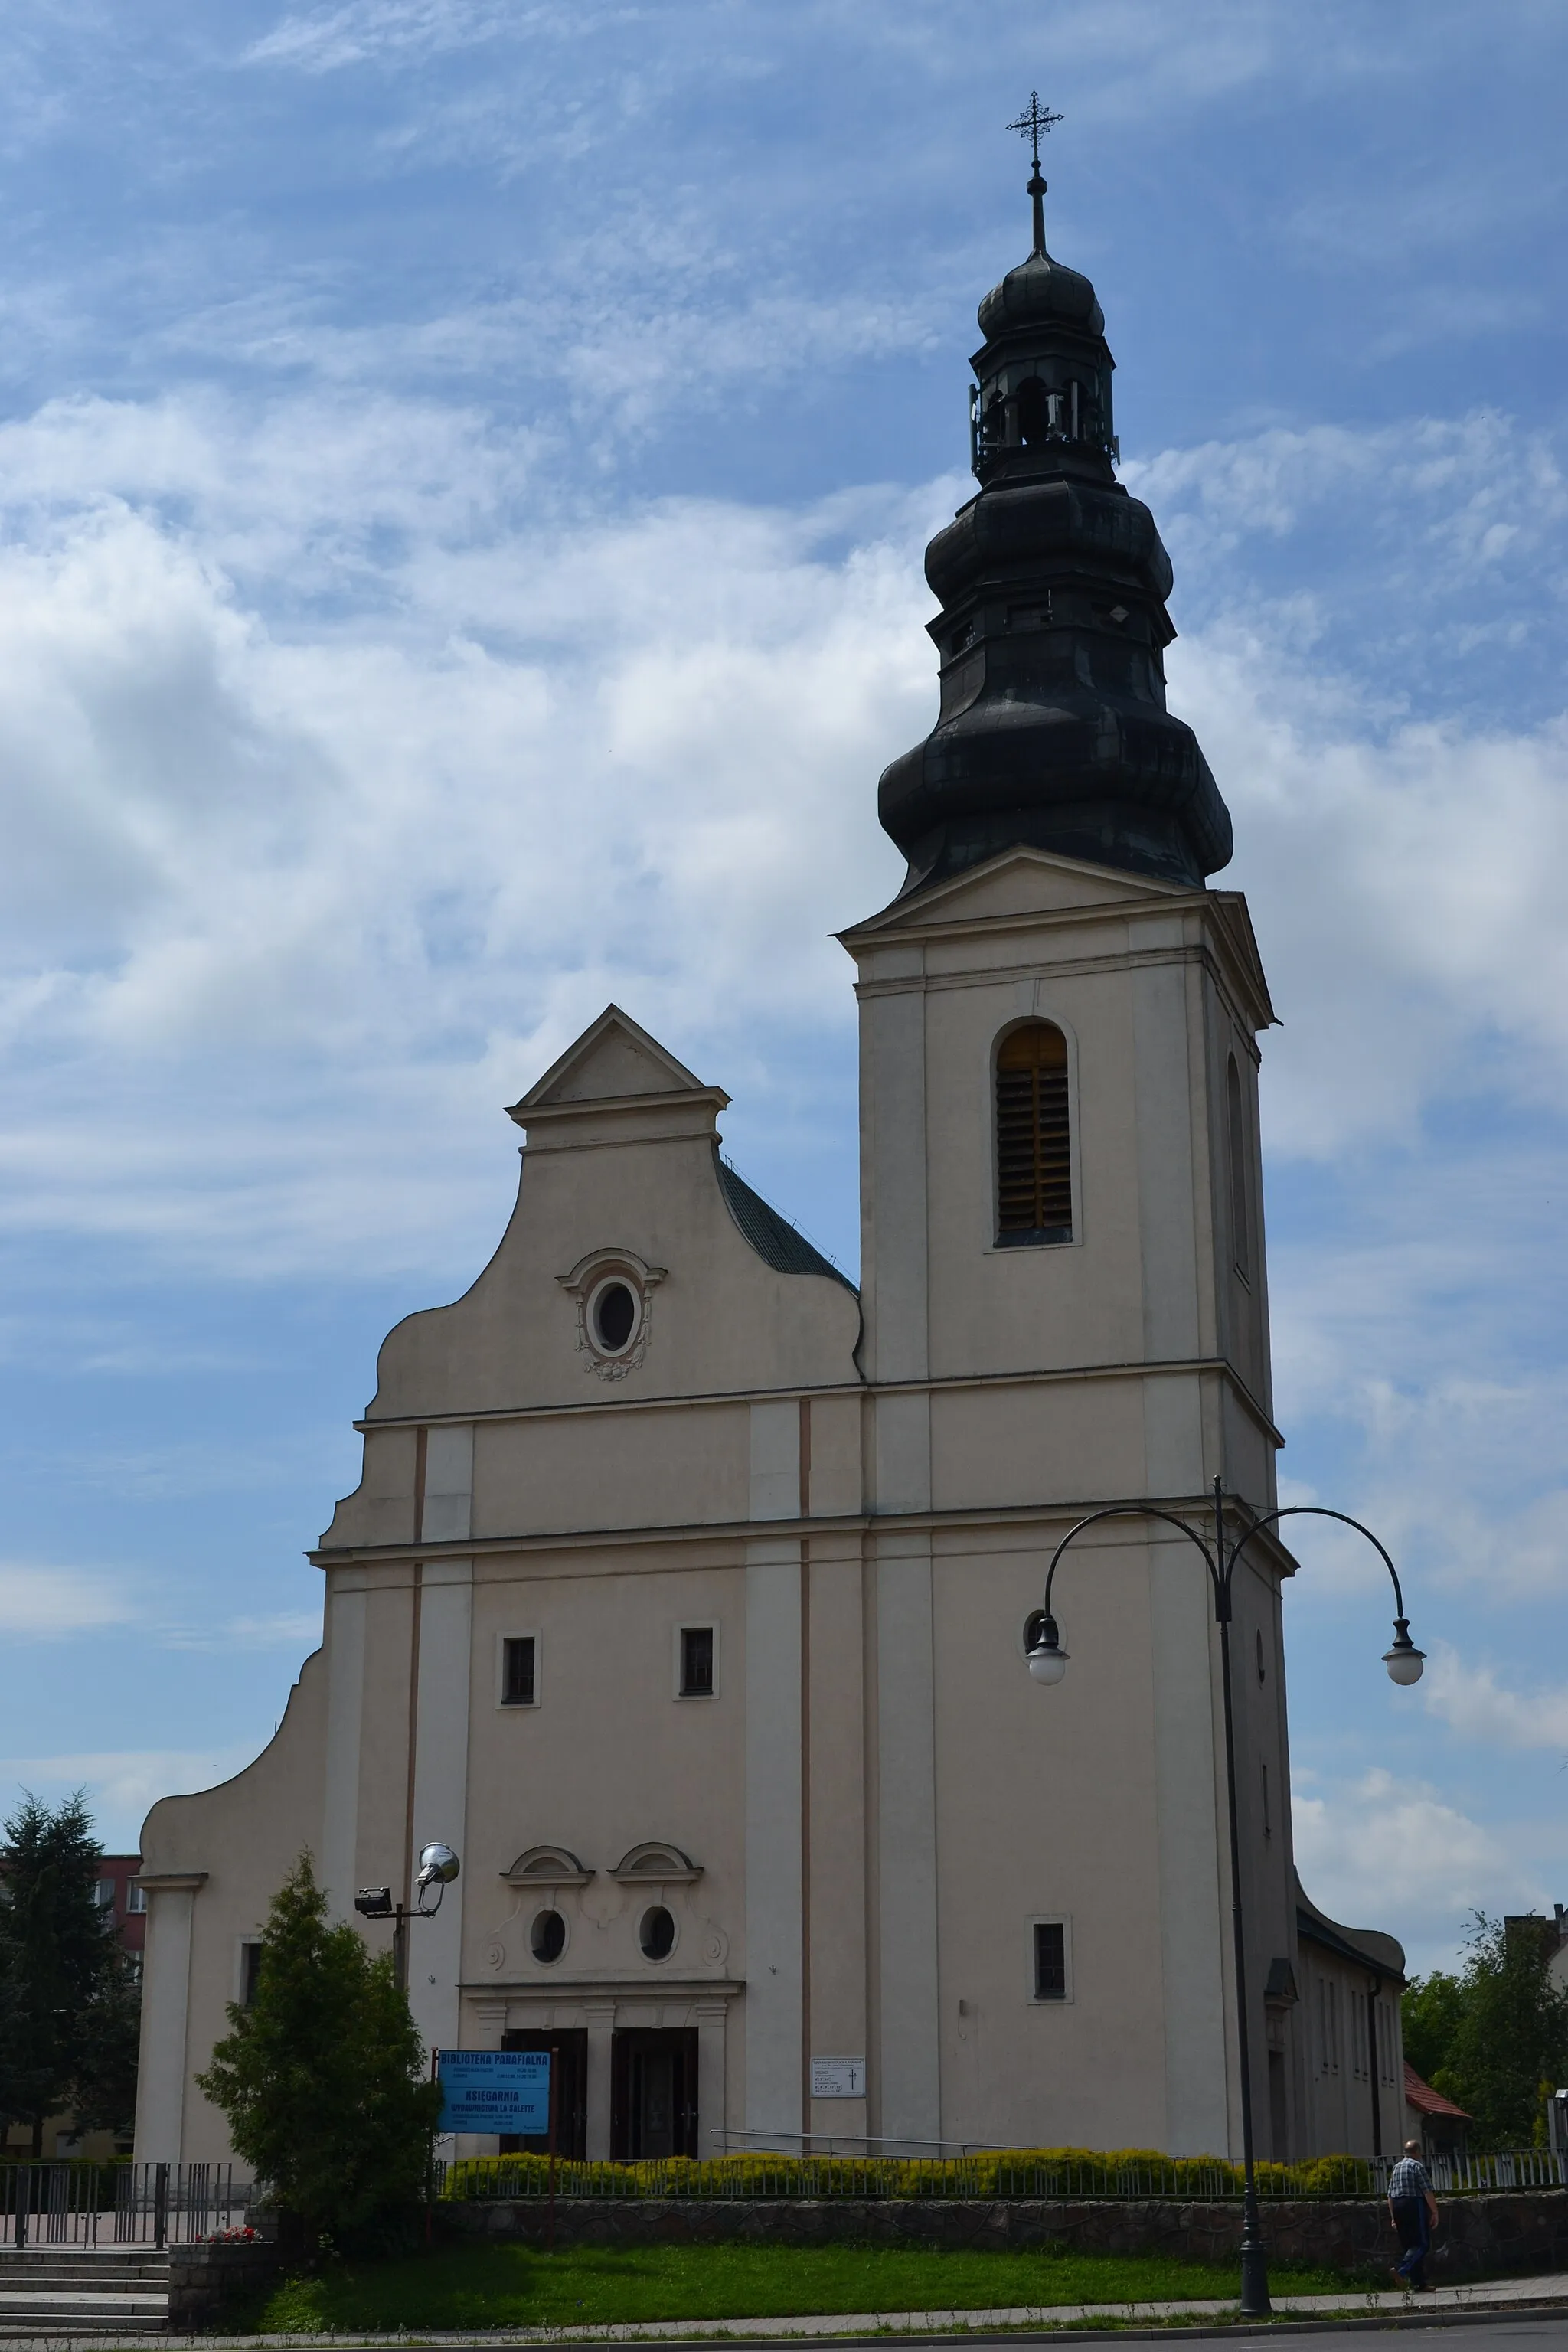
[435,2145,1568,2203]
[2,2162,256,2248]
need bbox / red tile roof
[1404,2061,1471,2120]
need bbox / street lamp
[1025,1478,1423,2320]
[355,1841,461,1992]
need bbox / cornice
[312,1468,1298,1582]
[459,1976,745,1999]
[851,918,1275,1041]
[354,1354,1279,1444]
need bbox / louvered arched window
[995,1022,1073,1246]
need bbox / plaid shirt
[1388,2156,1431,2200]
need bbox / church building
[134,165,1407,2168]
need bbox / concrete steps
[0,2248,169,2335]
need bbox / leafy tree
[1402,1966,1468,2086]
[197,1852,443,2246]
[0,1790,139,2155]
[1403,1913,1568,2150]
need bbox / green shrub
[438,2145,1383,2203]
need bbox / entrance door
[499,2028,588,2160]
[611,2027,698,2158]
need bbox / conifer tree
[197,1852,443,2245]
[0,1790,139,2154]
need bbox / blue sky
[0,0,1564,1978]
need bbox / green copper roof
[716,1154,857,1293]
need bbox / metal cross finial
[1007,91,1063,172]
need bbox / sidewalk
[3,2265,1566,2349]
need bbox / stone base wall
[168,2239,283,2327]
[443,2191,1568,2282]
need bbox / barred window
[996,1023,1073,1246]
[1033,1920,1067,2000]
[501,1635,537,1707]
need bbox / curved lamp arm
[1041,1504,1220,1614]
[1029,1504,1221,1684]
[1224,1504,1424,1685]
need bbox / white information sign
[811,2055,867,2099]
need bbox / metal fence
[434,2145,1568,2204]
[2,2163,256,2249]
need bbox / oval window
[592,1279,639,1354]
[639,1904,675,1962]
[530,1909,566,1964]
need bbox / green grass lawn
[243,2239,1375,2333]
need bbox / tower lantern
[877,103,1233,899]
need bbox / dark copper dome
[977,247,1104,340]
[876,197,1232,898]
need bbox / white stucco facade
[135,851,1405,2166]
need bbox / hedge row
[437,2147,1384,2201]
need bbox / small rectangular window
[124,1881,146,1915]
[680,1625,715,1698]
[501,1636,537,1707]
[94,1877,116,1909]
[1227,1054,1252,1282]
[240,1942,263,2007]
[1033,1920,1068,2001]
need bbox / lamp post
[1025,1477,1423,2321]
[354,1841,461,1992]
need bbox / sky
[0,0,1564,1982]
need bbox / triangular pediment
[511,1004,712,1114]
[840,847,1184,942]
[1209,893,1279,1028]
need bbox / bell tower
[843,122,1298,2156]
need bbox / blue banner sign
[436,2048,550,2135]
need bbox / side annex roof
[715,1153,857,1294]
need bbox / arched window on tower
[995,1023,1073,1246]
[1016,377,1057,446]
[1227,1053,1251,1282]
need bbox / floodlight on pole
[354,1843,461,1991]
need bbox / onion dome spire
[877,103,1233,897]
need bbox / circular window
[639,1904,676,1962]
[590,1278,640,1355]
[530,1909,566,1964]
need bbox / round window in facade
[530,1909,567,1964]
[589,1277,641,1357]
[639,1903,676,1962]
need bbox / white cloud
[164,1609,322,1653]
[226,1611,322,1647]
[0,1564,136,1638]
[243,1,517,74]
[0,1748,260,1853]
[1292,1768,1551,1973]
[1423,1647,1568,1753]
[0,387,1562,1301]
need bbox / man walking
[1388,2139,1439,2291]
